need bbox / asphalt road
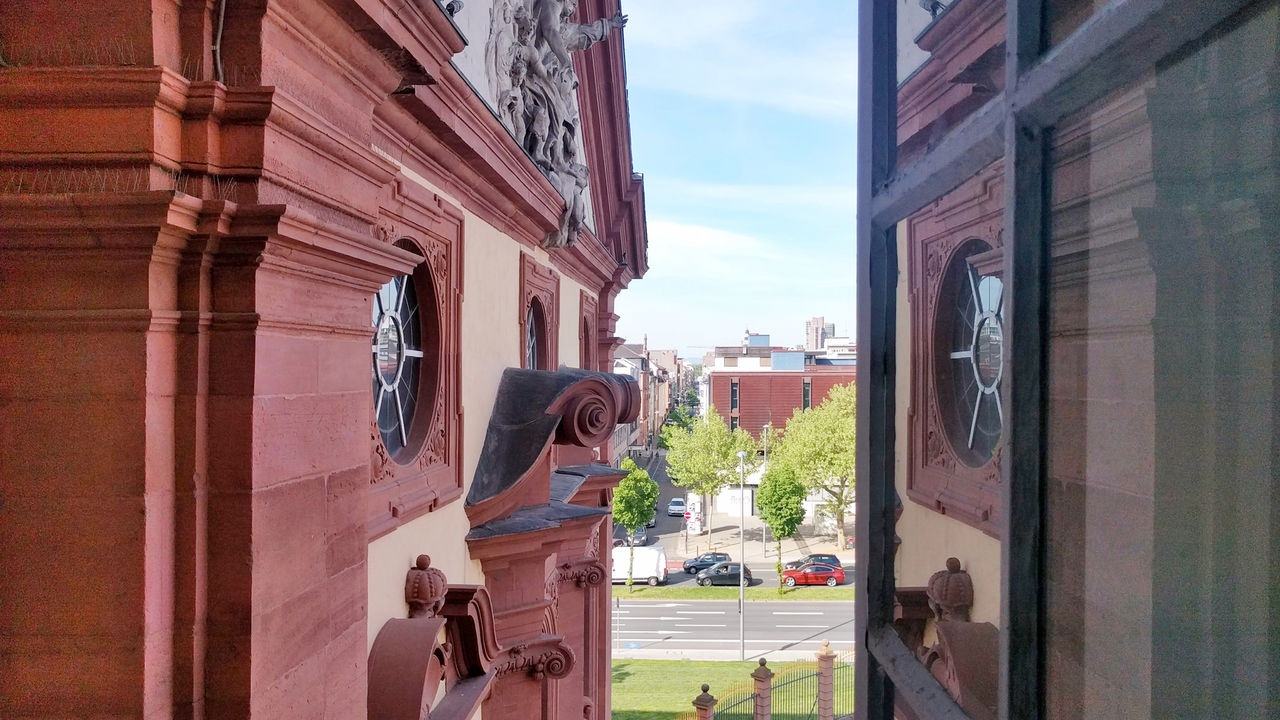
[610,599,854,661]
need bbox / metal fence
[687,649,854,720]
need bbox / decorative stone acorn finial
[927,557,974,622]
[406,554,449,618]
[692,684,717,709]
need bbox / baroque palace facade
[0,1,647,719]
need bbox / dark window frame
[730,380,739,411]
[802,379,812,410]
[854,1,1259,718]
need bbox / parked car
[783,553,842,571]
[611,545,667,586]
[613,526,648,547]
[683,551,730,574]
[781,563,846,587]
[696,561,752,587]
[666,498,686,517]
[845,537,855,550]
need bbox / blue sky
[612,1,858,360]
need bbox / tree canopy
[663,406,759,534]
[770,382,856,547]
[613,457,658,533]
[755,463,807,592]
[612,457,659,590]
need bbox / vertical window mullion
[1001,1,1047,719]
[856,0,898,718]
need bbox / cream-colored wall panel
[460,209,523,487]
[559,274,589,369]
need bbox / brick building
[704,336,856,438]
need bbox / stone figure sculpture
[484,0,627,248]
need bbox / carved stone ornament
[485,0,627,248]
[493,635,575,679]
[926,557,974,622]
[369,573,504,720]
[406,554,450,618]
[557,559,607,588]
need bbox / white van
[611,545,667,586]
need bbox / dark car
[682,552,731,574]
[782,563,846,587]
[783,553,842,570]
[614,526,648,547]
[696,561,752,587]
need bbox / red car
[781,563,845,587]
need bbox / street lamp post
[737,449,748,662]
[762,423,770,558]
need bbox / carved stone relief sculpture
[485,0,627,248]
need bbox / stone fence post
[693,683,717,720]
[752,658,774,720]
[817,639,837,720]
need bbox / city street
[634,449,851,577]
[610,450,855,661]
[610,598,854,661]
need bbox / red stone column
[692,684,718,720]
[752,658,775,720]
[201,209,416,719]
[0,192,201,720]
[817,640,837,720]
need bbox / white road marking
[614,638,854,644]
[675,624,726,628]
[615,630,691,634]
[676,610,725,615]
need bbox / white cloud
[622,0,858,119]
[617,219,856,355]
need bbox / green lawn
[610,659,768,720]
[611,583,854,601]
[612,659,851,720]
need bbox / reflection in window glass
[1045,5,1278,717]
[894,155,1004,720]
[372,274,424,459]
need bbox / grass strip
[612,658,853,720]
[611,659,769,720]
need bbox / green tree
[685,388,699,407]
[770,383,856,547]
[667,406,694,430]
[612,457,659,591]
[663,406,760,536]
[755,464,807,593]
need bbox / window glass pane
[1045,5,1278,717]
[893,154,1005,719]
